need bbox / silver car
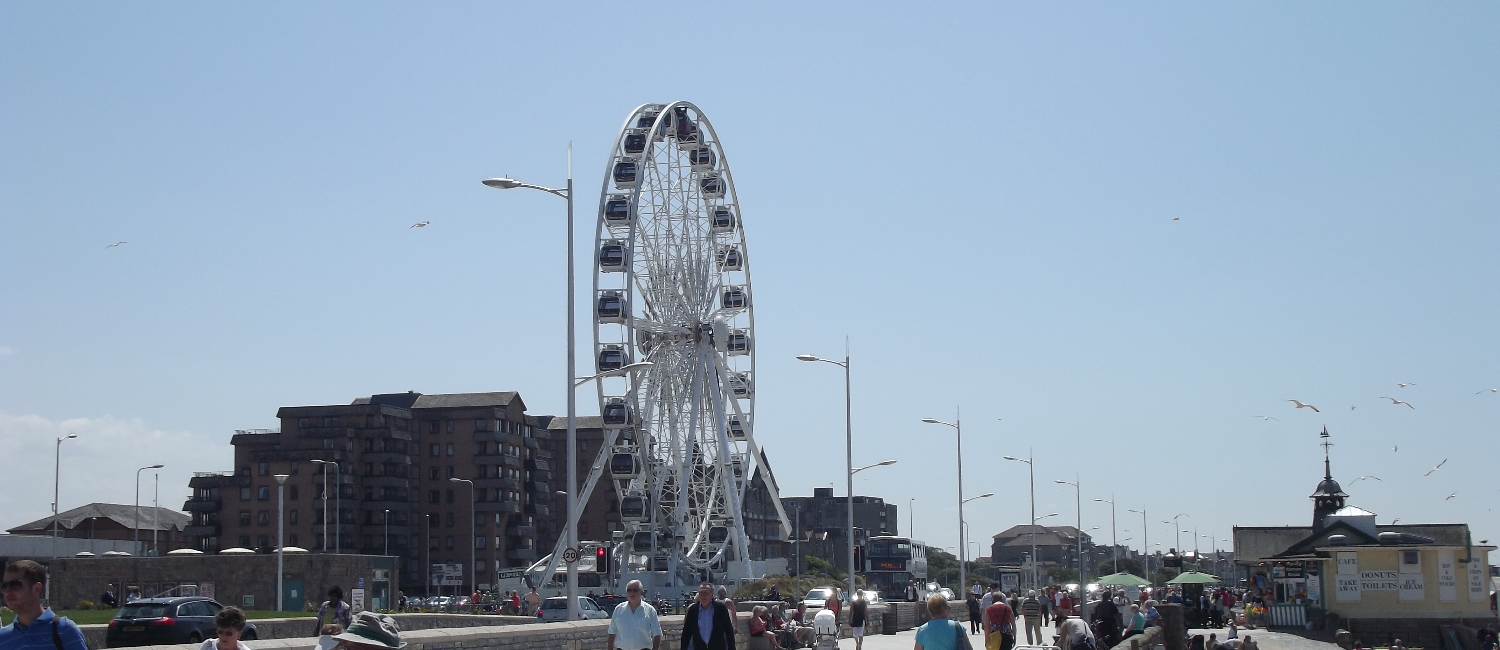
[537,596,610,621]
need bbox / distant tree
[1096,558,1144,576]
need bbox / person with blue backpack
[0,560,88,650]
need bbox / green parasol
[1165,571,1220,585]
[1094,572,1151,586]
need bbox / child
[202,607,250,650]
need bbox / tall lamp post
[450,478,475,598]
[312,460,340,554]
[384,509,391,556]
[795,348,858,601]
[1127,508,1149,585]
[52,433,78,559]
[961,493,994,588]
[921,414,966,595]
[1162,514,1188,560]
[274,474,289,611]
[483,155,578,620]
[1004,454,1037,588]
[908,498,914,538]
[1055,478,1083,593]
[1094,496,1117,571]
[135,464,164,553]
[849,460,898,597]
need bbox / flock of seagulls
[1266,382,1485,512]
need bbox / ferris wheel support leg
[708,361,755,580]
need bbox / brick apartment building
[185,390,788,595]
[781,487,898,574]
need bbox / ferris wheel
[586,102,788,584]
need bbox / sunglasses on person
[1,580,32,592]
[627,588,642,594]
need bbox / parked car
[593,594,629,612]
[802,586,836,610]
[537,596,610,621]
[106,597,258,647]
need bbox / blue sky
[2,2,1496,558]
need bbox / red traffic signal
[596,546,609,574]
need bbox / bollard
[1159,604,1186,650]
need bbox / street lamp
[384,509,390,556]
[1127,508,1149,585]
[450,478,475,598]
[908,498,914,538]
[1162,513,1188,559]
[921,414,967,596]
[275,474,289,611]
[1055,478,1083,593]
[797,349,859,602]
[1094,496,1117,571]
[312,460,340,554]
[484,158,579,620]
[52,433,78,559]
[1004,454,1037,589]
[845,459,896,595]
[135,464,164,553]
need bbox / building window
[475,536,486,549]
[257,487,270,500]
[430,444,440,457]
[239,511,250,525]
[475,419,487,432]
[430,467,439,480]
[290,510,299,524]
[446,444,455,456]
[445,536,454,550]
[289,461,299,475]
[446,489,454,504]
[289,486,299,501]
[298,418,309,428]
[324,417,337,426]
[289,534,298,547]
[446,466,455,478]
[240,488,251,501]
[240,536,251,548]
[446,420,454,433]
[445,512,454,527]
[258,462,270,476]
[429,490,439,504]
[257,511,269,525]
[428,536,438,550]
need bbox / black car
[106,597,258,647]
[593,594,629,612]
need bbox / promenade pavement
[804,617,1340,650]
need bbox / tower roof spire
[1311,426,1346,498]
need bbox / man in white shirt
[980,583,1002,610]
[1057,614,1095,650]
[607,580,662,650]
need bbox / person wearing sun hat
[330,613,406,650]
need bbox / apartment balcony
[362,475,412,488]
[524,459,551,472]
[474,477,519,490]
[362,497,411,510]
[296,426,360,439]
[362,452,413,464]
[184,524,220,537]
[478,501,521,514]
[506,548,537,562]
[525,504,550,516]
[523,438,540,450]
[501,456,523,469]
[528,470,553,483]
[507,525,537,538]
[189,473,250,489]
[183,499,221,513]
[526,481,549,493]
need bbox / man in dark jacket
[681,583,736,650]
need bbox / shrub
[75,600,96,611]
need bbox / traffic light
[596,546,609,574]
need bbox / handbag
[955,620,975,650]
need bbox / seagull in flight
[1380,396,1415,409]
[106,241,126,248]
[1478,388,1498,394]
[1397,383,1416,388]
[410,221,430,228]
[1424,459,1447,476]
[1286,399,1320,413]
[1350,405,1356,411]
[1251,415,1280,422]
[1393,445,1398,452]
[1171,217,1181,221]
[1352,476,1382,483]
[1445,493,1457,501]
